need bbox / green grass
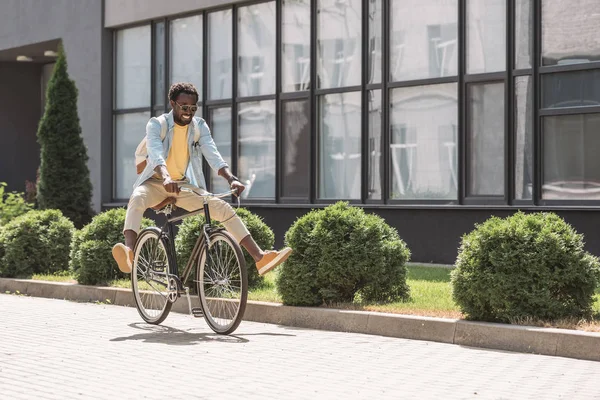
[27,265,600,329]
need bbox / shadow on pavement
[110,322,296,345]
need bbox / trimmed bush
[451,212,600,322]
[36,45,94,228]
[0,182,33,226]
[69,208,153,285]
[277,202,411,306]
[0,209,74,277]
[175,208,274,289]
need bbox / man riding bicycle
[112,82,292,276]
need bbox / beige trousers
[123,179,250,243]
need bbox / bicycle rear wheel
[132,227,172,324]
[196,230,247,334]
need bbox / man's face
[171,93,198,126]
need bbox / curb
[2,278,600,362]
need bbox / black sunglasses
[175,102,198,113]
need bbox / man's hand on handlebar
[230,180,245,197]
[163,176,180,194]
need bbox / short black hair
[168,82,199,103]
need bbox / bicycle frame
[154,188,238,295]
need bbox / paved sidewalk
[1,294,600,400]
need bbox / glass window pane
[542,0,600,66]
[368,0,382,84]
[390,83,458,200]
[467,82,505,196]
[282,100,310,198]
[391,0,458,82]
[116,26,151,109]
[282,0,311,92]
[542,69,600,109]
[515,76,533,200]
[154,22,165,106]
[543,114,600,200]
[317,0,362,89]
[368,90,382,199]
[467,0,506,74]
[115,112,151,199]
[319,92,361,199]
[238,101,276,199]
[208,10,232,100]
[170,15,203,97]
[238,2,276,97]
[515,0,532,69]
[209,108,232,194]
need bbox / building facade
[1,0,599,263]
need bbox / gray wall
[0,0,110,212]
[0,63,42,192]
[105,0,245,27]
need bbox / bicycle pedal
[191,307,204,318]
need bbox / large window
[319,92,361,199]
[114,26,151,199]
[238,101,276,199]
[467,82,505,196]
[170,15,203,94]
[390,0,458,81]
[282,0,311,92]
[238,2,276,97]
[390,84,458,200]
[282,100,310,199]
[209,107,232,194]
[317,0,362,89]
[208,10,232,100]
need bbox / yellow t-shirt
[165,123,189,180]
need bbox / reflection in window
[238,101,276,199]
[115,26,151,109]
[542,70,600,109]
[170,15,203,95]
[115,112,151,199]
[238,2,276,97]
[543,114,600,200]
[515,0,532,69]
[209,108,232,194]
[390,84,458,200]
[282,101,310,198]
[208,10,232,100]
[317,0,362,89]
[319,92,361,199]
[467,82,505,196]
[391,0,458,81]
[368,0,382,84]
[542,0,600,66]
[282,0,311,92]
[515,76,533,200]
[467,0,506,74]
[368,90,382,199]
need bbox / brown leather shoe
[112,243,134,274]
[256,247,293,276]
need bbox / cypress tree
[36,45,94,228]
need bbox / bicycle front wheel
[196,230,247,334]
[132,227,172,324]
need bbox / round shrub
[451,212,600,322]
[0,209,74,277]
[175,207,274,289]
[277,202,411,306]
[69,208,153,285]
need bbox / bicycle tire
[132,227,173,324]
[196,230,248,334]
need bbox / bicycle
[130,186,248,335]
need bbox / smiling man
[112,82,291,276]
